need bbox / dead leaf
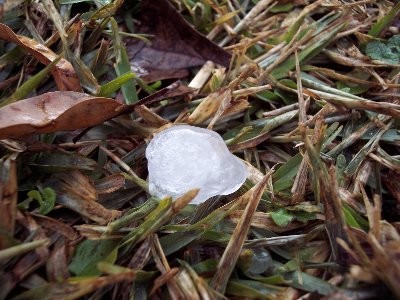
[126,0,231,82]
[0,91,125,139]
[139,81,196,104]
[0,23,81,92]
[33,214,79,241]
[46,240,70,282]
[114,237,152,299]
[229,211,308,233]
[46,170,121,225]
[150,235,184,298]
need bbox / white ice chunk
[146,125,247,204]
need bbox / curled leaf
[27,187,56,215]
[0,23,81,92]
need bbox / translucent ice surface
[146,125,248,204]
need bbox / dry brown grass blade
[13,272,136,300]
[188,88,232,125]
[338,190,400,298]
[313,90,400,117]
[150,234,186,299]
[229,211,308,233]
[135,105,170,127]
[95,174,125,195]
[0,153,17,249]
[219,0,276,46]
[301,123,347,264]
[210,171,272,294]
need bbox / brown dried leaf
[33,214,80,241]
[46,241,70,282]
[128,238,152,269]
[126,0,231,82]
[47,170,121,225]
[0,23,81,92]
[0,91,124,139]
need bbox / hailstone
[146,125,247,204]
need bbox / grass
[0,0,399,299]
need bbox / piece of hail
[146,125,248,204]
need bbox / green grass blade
[1,56,61,107]
[368,2,400,38]
[98,72,136,97]
[110,18,138,104]
[271,17,347,79]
